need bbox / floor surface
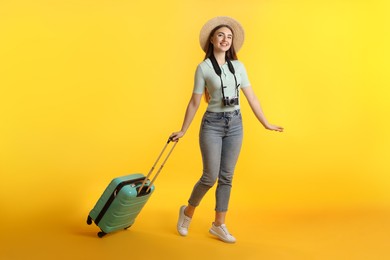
[3,200,390,260]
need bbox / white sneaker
[177,206,191,236]
[209,223,236,243]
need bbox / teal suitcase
[87,138,177,237]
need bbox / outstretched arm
[170,93,203,141]
[241,86,283,132]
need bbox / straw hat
[199,16,245,53]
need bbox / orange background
[1,0,389,259]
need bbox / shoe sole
[209,229,236,243]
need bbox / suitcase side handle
[137,137,177,195]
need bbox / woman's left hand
[265,124,284,132]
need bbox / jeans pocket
[204,113,220,124]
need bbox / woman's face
[210,26,233,53]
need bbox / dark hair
[204,24,238,61]
[203,25,238,103]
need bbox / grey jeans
[188,109,243,212]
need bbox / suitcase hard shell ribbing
[87,174,154,237]
[87,138,177,238]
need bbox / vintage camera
[223,97,239,107]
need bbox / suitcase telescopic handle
[138,137,178,195]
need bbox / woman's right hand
[170,131,185,142]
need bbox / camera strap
[209,54,240,100]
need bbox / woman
[170,16,283,243]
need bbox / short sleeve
[238,61,250,88]
[193,65,205,94]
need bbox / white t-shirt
[193,58,251,112]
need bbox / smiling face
[210,26,233,54]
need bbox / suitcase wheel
[98,231,107,238]
[86,216,92,225]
